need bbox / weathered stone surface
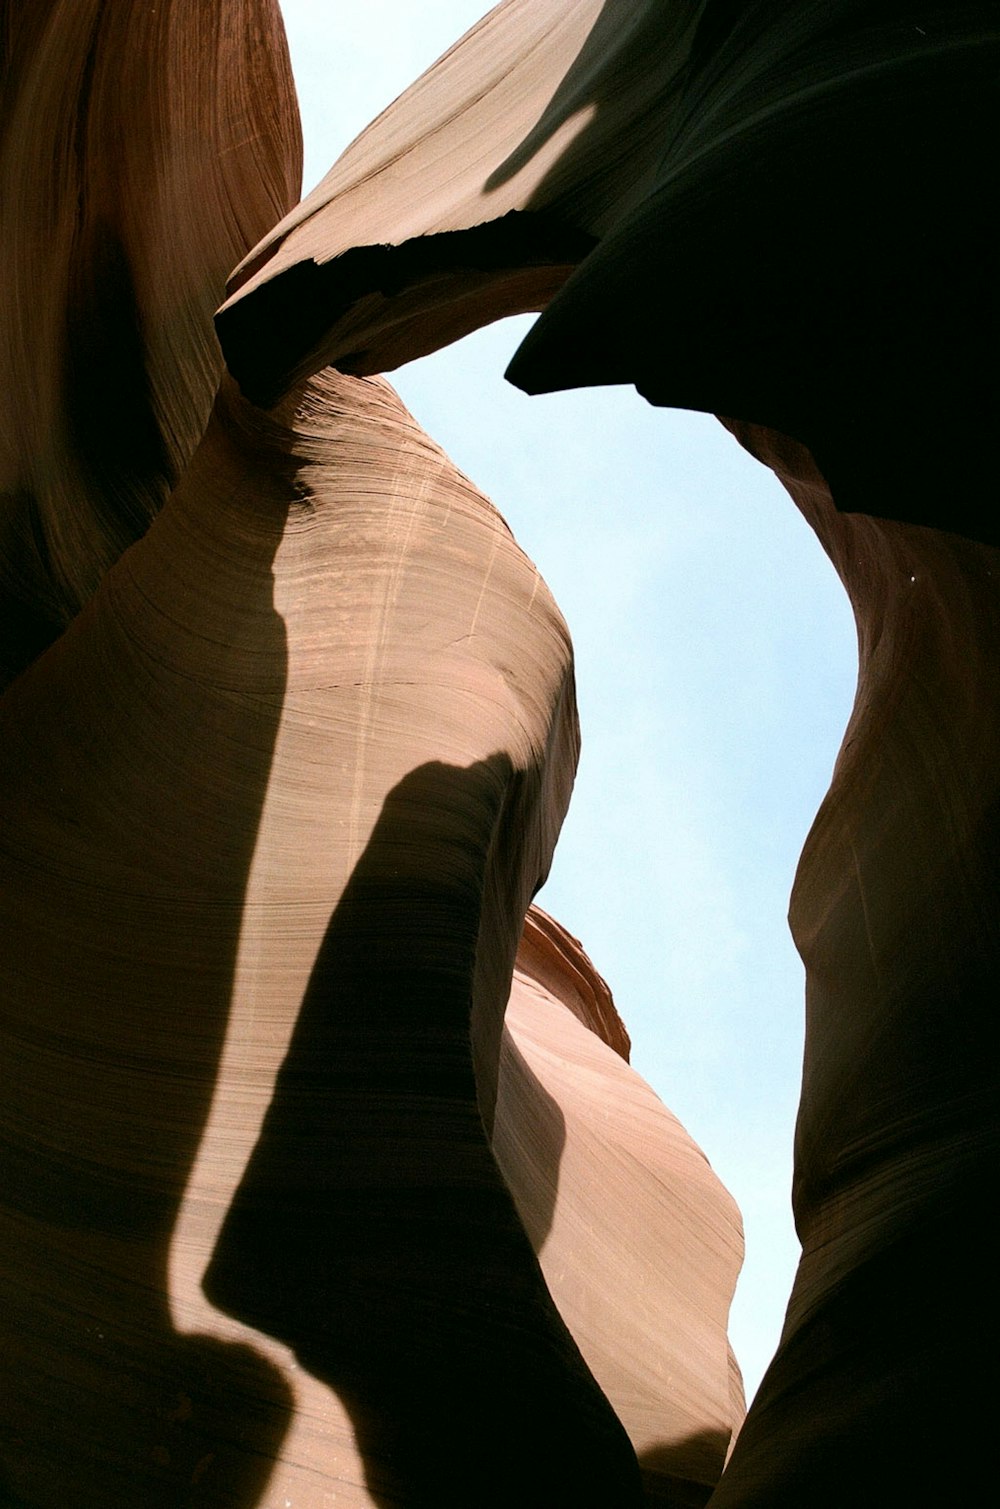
[1,11,748,1497]
[0,0,302,685]
[216,0,997,547]
[216,0,701,402]
[7,1,992,1503]
[0,368,644,1506]
[703,424,1000,1507]
[498,908,745,1508]
[221,5,996,1503]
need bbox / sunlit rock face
[8,0,992,1503]
[0,0,302,685]
[497,908,746,1508]
[0,5,750,1503]
[221,0,996,550]
[0,358,745,1506]
[0,367,643,1506]
[216,0,703,399]
[209,2,1000,1505]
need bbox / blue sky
[279,0,859,1403]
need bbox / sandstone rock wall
[0,0,302,685]
[3,1,994,1504]
[705,424,1000,1506]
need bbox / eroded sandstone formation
[3,0,994,1505]
[0,363,636,1505]
[0,34,743,1482]
[706,424,1000,1507]
[497,909,745,1507]
[0,0,301,686]
[222,0,996,549]
[0,367,745,1505]
[216,0,702,399]
[215,1,999,1503]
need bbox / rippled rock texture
[221,5,996,1500]
[1,7,745,1504]
[1,349,743,1503]
[0,0,302,686]
[0,363,656,1505]
[3,1,996,1505]
[497,909,745,1507]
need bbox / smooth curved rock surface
[1,10,751,1501]
[216,0,701,402]
[8,1,992,1503]
[0,367,648,1506]
[497,908,745,1508]
[216,0,997,547]
[0,0,301,685]
[507,1,999,543]
[703,422,1000,1507]
[254,13,995,1486]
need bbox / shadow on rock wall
[204,756,642,1509]
[639,1431,736,1508]
[0,390,297,1508]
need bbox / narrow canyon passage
[389,317,859,1401]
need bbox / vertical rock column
[709,424,1000,1507]
[174,370,643,1507]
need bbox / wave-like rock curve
[1,368,652,1506]
[0,0,302,685]
[498,908,746,1507]
[703,424,1000,1507]
[215,0,702,402]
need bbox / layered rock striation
[0,0,302,685]
[208,1,999,1502]
[0,365,620,1505]
[498,908,745,1507]
[705,424,1000,1506]
[4,0,993,1504]
[1,349,741,1501]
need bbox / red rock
[215,0,699,403]
[506,2,998,544]
[701,424,1000,1507]
[0,0,302,685]
[0,370,645,1505]
[16,3,991,1504]
[498,907,745,1507]
[206,5,998,1502]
